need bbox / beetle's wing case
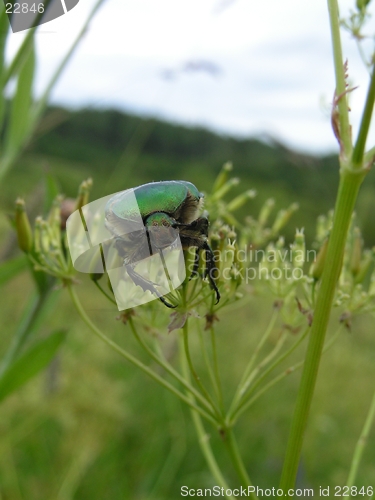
[104,188,145,239]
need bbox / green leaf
[1,0,54,87]
[4,38,35,158]
[0,330,67,403]
[31,0,107,126]
[0,4,9,131]
[44,173,61,215]
[0,254,28,286]
[0,0,105,186]
[0,4,9,75]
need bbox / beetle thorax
[145,213,179,249]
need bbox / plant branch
[182,322,223,420]
[67,284,217,426]
[229,328,287,422]
[278,1,372,492]
[224,427,258,499]
[228,308,278,417]
[231,326,310,423]
[197,324,223,412]
[279,169,365,493]
[128,317,218,420]
[328,0,352,158]
[352,63,375,166]
[178,322,235,500]
[235,325,342,423]
[210,326,224,412]
[347,386,375,488]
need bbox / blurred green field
[0,109,375,499]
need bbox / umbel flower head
[14,179,93,283]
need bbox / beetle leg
[202,241,221,305]
[178,217,220,304]
[189,247,200,280]
[158,295,178,309]
[126,264,177,309]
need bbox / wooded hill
[11,107,375,245]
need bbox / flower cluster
[14,167,375,332]
[14,179,93,282]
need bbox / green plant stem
[210,326,224,413]
[231,326,310,423]
[327,0,352,158]
[241,363,303,416]
[178,323,235,500]
[228,308,278,417]
[182,322,223,421]
[352,63,375,166]
[279,170,365,494]
[197,324,220,404]
[234,325,342,423]
[347,386,375,489]
[67,284,217,426]
[229,328,287,423]
[93,280,117,304]
[241,330,288,396]
[279,0,371,491]
[128,317,218,419]
[364,146,375,164]
[224,427,257,499]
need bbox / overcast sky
[6,0,375,154]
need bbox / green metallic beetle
[104,180,220,308]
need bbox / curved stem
[347,386,375,489]
[231,326,310,422]
[328,0,352,158]
[178,322,235,500]
[237,363,303,420]
[352,63,375,166]
[67,284,217,427]
[197,324,222,408]
[240,330,288,397]
[234,324,342,424]
[228,308,279,417]
[182,322,223,421]
[128,317,218,419]
[93,280,117,305]
[210,326,224,413]
[229,328,287,422]
[224,427,258,499]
